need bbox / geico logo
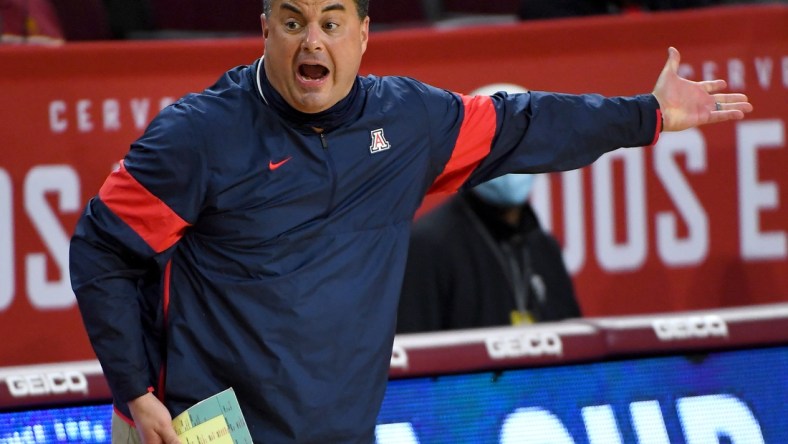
[390,345,408,369]
[652,315,728,341]
[485,332,563,359]
[4,371,88,397]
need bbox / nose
[301,23,323,52]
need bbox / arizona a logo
[369,128,391,153]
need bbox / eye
[284,20,301,31]
[324,21,339,31]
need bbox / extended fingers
[707,109,746,124]
[713,92,748,103]
[713,93,753,112]
[700,79,727,93]
[715,103,754,113]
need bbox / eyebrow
[280,2,347,16]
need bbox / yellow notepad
[172,387,253,444]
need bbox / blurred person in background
[398,173,581,333]
[69,0,753,442]
[0,0,63,44]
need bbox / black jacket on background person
[398,192,581,333]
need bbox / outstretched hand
[652,47,753,132]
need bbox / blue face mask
[472,174,534,207]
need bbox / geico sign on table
[485,331,563,359]
[652,315,728,341]
[390,344,408,369]
[4,371,88,397]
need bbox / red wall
[0,4,785,366]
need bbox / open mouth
[298,63,329,81]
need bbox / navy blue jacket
[69,57,660,443]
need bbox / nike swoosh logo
[269,157,291,171]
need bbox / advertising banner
[0,5,785,366]
[2,347,786,443]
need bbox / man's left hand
[652,47,753,132]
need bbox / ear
[261,13,269,39]
[360,16,370,54]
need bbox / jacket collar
[255,56,364,132]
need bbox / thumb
[665,46,680,74]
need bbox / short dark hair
[262,0,369,19]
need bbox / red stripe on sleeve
[428,94,496,194]
[650,108,663,146]
[98,161,190,253]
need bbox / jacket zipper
[320,133,338,218]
